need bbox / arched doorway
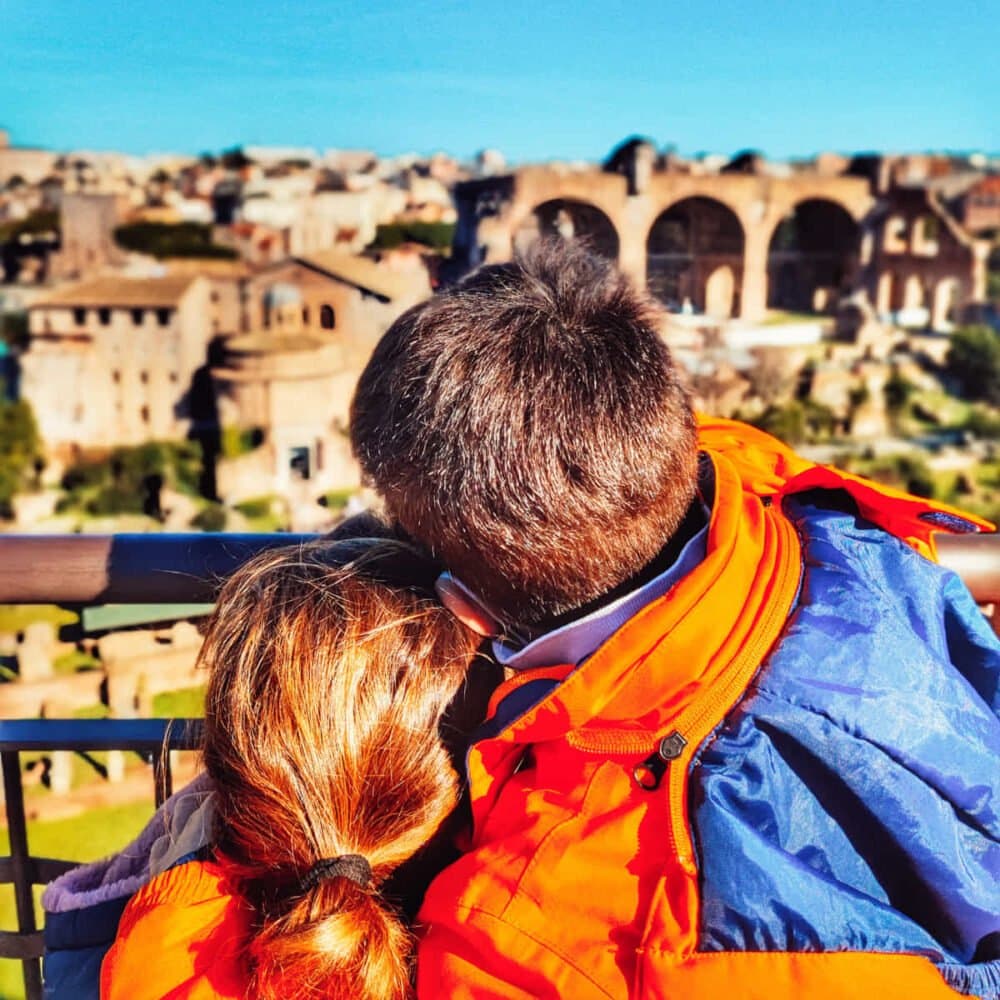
[767,199,859,314]
[646,198,744,317]
[513,199,619,260]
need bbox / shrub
[190,503,227,532]
[751,400,837,446]
[369,221,455,253]
[946,325,1000,405]
[113,221,237,260]
[319,487,355,512]
[233,495,274,519]
[963,407,1000,439]
[0,400,42,517]
[220,425,264,459]
[883,370,915,415]
[60,440,205,518]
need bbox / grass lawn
[0,607,77,636]
[0,801,156,1000]
[152,685,206,718]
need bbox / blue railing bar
[0,718,204,754]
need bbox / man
[351,240,1000,999]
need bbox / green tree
[946,325,1000,405]
[0,400,42,516]
[113,221,237,260]
[60,440,204,519]
[883,369,915,416]
[369,221,456,253]
[0,311,29,350]
[0,209,60,244]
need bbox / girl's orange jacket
[100,859,250,1000]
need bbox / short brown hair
[351,240,698,625]
[201,539,480,1000]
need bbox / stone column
[740,219,771,322]
[971,239,989,302]
[478,217,514,264]
[17,622,56,682]
[617,197,650,291]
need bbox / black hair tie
[298,854,372,894]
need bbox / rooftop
[31,274,197,309]
[297,250,427,302]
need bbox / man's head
[351,239,698,626]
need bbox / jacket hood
[42,772,215,914]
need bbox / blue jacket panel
[43,895,132,1000]
[693,495,1000,997]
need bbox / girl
[46,538,480,1000]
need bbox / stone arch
[513,199,619,260]
[646,197,745,317]
[767,199,860,313]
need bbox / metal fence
[0,719,203,999]
[0,530,997,999]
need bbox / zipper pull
[632,731,687,791]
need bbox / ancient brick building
[451,141,986,326]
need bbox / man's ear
[435,573,499,637]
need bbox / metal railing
[0,533,313,1000]
[0,719,203,999]
[0,530,997,999]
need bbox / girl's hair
[200,538,480,1000]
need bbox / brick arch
[645,197,746,318]
[764,197,861,313]
[511,198,621,260]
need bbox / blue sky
[2,0,996,163]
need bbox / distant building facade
[957,175,1000,236]
[48,193,130,280]
[23,275,214,458]
[213,251,431,498]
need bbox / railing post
[1,750,43,1000]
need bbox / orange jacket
[416,418,996,1000]
[101,859,251,1000]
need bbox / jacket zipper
[659,509,799,867]
[562,507,800,866]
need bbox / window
[169,371,179,384]
[289,445,311,481]
[131,308,144,325]
[302,306,310,325]
[156,308,171,327]
[73,307,86,326]
[140,405,150,423]
[320,304,335,330]
[140,371,149,385]
[97,307,112,326]
[210,289,220,303]
[112,370,121,385]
